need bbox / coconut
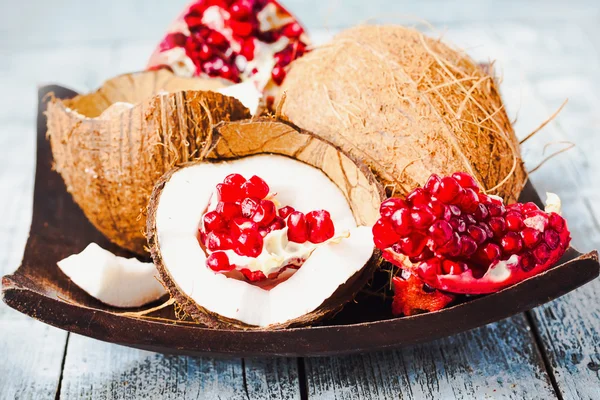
[147,118,384,329]
[46,70,250,254]
[277,25,527,203]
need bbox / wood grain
[303,315,556,399]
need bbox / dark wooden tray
[2,86,598,357]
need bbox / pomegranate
[147,0,310,91]
[199,173,337,282]
[373,172,571,294]
[392,273,455,316]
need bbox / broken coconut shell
[147,118,385,329]
[46,70,250,255]
[278,25,527,203]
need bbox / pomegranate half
[147,119,384,329]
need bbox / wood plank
[303,315,556,399]
[59,334,301,399]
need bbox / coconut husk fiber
[278,25,527,203]
[147,118,385,329]
[46,70,250,255]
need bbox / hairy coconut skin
[147,118,384,330]
[278,25,527,203]
[47,70,250,255]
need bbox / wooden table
[1,1,599,398]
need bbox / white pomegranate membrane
[154,155,373,326]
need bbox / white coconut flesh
[216,81,261,115]
[57,243,166,308]
[155,154,374,327]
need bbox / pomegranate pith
[373,172,571,294]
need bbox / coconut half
[147,118,384,329]
[46,70,250,255]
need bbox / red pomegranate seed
[206,251,234,272]
[521,202,540,214]
[424,174,441,193]
[229,217,259,236]
[160,33,187,51]
[407,188,430,206]
[478,243,501,264]
[234,229,263,257]
[251,199,276,227]
[410,206,435,230]
[287,211,309,243]
[240,197,259,218]
[207,31,228,48]
[533,243,551,263]
[487,203,505,217]
[267,216,286,232]
[242,175,269,199]
[380,197,407,218]
[223,173,246,186]
[459,188,479,212]
[216,183,244,202]
[520,253,536,272]
[449,218,466,233]
[478,222,494,240]
[428,200,450,220]
[399,233,427,257]
[460,235,477,257]
[198,44,213,61]
[391,208,412,235]
[373,219,401,248]
[549,213,565,232]
[501,232,523,253]
[521,228,542,248]
[451,172,479,190]
[216,201,242,220]
[278,205,295,219]
[282,22,303,38]
[505,212,523,231]
[429,220,453,246]
[436,176,461,203]
[474,204,489,220]
[240,269,267,282]
[271,65,287,85]
[544,230,560,250]
[230,20,254,37]
[203,211,227,232]
[488,217,506,237]
[240,38,256,60]
[306,210,335,244]
[448,205,462,217]
[442,260,465,275]
[439,233,461,257]
[229,1,251,19]
[206,231,234,251]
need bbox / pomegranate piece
[207,251,234,272]
[287,211,309,243]
[391,274,455,316]
[147,0,310,89]
[373,172,571,295]
[306,210,335,244]
[242,175,270,199]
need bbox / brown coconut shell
[147,118,385,330]
[46,70,250,255]
[278,25,527,203]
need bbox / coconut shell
[147,118,385,329]
[278,25,527,203]
[46,70,250,255]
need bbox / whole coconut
[278,25,526,203]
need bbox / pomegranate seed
[206,252,234,272]
[234,229,263,257]
[274,48,293,66]
[410,206,435,230]
[460,235,477,257]
[216,202,242,220]
[436,176,461,203]
[160,33,187,51]
[478,243,501,264]
[185,14,204,29]
[549,213,565,232]
[424,174,441,193]
[216,183,244,202]
[451,172,479,190]
[399,233,427,257]
[505,212,523,231]
[240,38,255,60]
[223,174,246,186]
[198,44,213,61]
[203,211,227,232]
[407,188,430,206]
[240,197,259,218]
[206,231,234,251]
[487,203,505,217]
[391,208,412,235]
[229,20,254,37]
[287,211,308,243]
[488,217,506,237]
[478,222,494,240]
[240,269,266,282]
[474,204,489,220]
[267,216,286,232]
[229,217,259,236]
[521,202,540,214]
[242,175,269,199]
[459,188,479,212]
[429,220,453,246]
[278,205,295,219]
[271,65,287,85]
[306,210,335,244]
[449,217,466,233]
[533,243,551,263]
[229,1,251,19]
[544,230,560,250]
[282,22,303,38]
[467,225,487,245]
[501,232,523,253]
[380,197,407,218]
[251,199,277,227]
[439,233,461,257]
[373,218,400,249]
[207,31,228,48]
[442,260,465,275]
[521,227,542,248]
[449,205,461,217]
[520,253,536,272]
[428,200,450,220]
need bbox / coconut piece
[57,243,166,308]
[147,118,384,329]
[46,70,250,255]
[217,81,262,115]
[278,25,527,203]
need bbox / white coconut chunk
[217,81,261,115]
[57,243,166,308]
[545,192,562,214]
[155,154,371,327]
